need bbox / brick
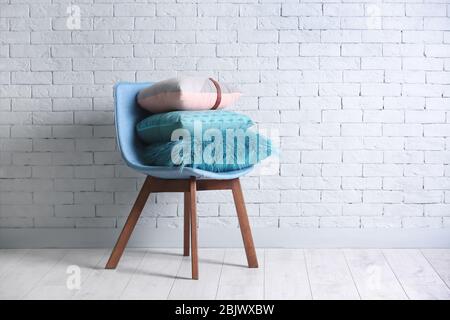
[325,3,364,16]
[323,110,362,123]
[323,137,364,150]
[301,177,341,190]
[52,152,93,166]
[403,217,442,228]
[302,151,341,164]
[425,204,450,217]
[364,191,403,204]
[364,164,403,177]
[135,17,174,30]
[342,44,382,57]
[197,31,237,43]
[383,124,423,137]
[343,204,383,216]
[320,216,360,228]
[240,4,280,17]
[319,84,360,96]
[385,97,425,110]
[301,17,340,30]
[280,217,319,228]
[303,204,342,217]
[385,71,425,84]
[343,151,383,164]
[279,84,317,97]
[321,190,362,203]
[257,17,297,30]
[239,30,278,44]
[383,44,424,57]
[0,58,30,72]
[0,205,53,218]
[114,3,155,16]
[423,17,450,30]
[403,58,443,71]
[279,30,320,43]
[55,205,95,218]
[157,4,196,17]
[404,191,442,204]
[199,4,239,17]
[383,18,424,30]
[362,57,401,70]
[34,192,73,205]
[177,17,216,30]
[361,217,402,228]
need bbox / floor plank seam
[21,250,68,300]
[0,249,30,280]
[302,249,314,300]
[118,249,149,300]
[419,249,450,292]
[380,250,410,300]
[342,250,362,300]
[214,249,226,300]
[167,252,186,300]
[262,249,266,300]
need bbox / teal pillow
[140,130,273,173]
[136,110,254,144]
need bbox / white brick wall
[0,0,449,235]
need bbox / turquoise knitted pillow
[136,110,254,144]
[140,131,272,173]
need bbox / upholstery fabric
[136,110,254,144]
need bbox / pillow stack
[135,77,273,173]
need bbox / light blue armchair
[105,83,258,279]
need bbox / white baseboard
[1,227,449,248]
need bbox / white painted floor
[0,248,449,300]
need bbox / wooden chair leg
[183,192,190,257]
[231,178,258,268]
[105,176,152,269]
[189,177,199,280]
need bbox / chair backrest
[114,82,152,168]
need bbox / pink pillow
[137,77,241,113]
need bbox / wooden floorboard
[169,249,225,300]
[73,248,147,300]
[305,249,360,300]
[264,249,312,300]
[0,249,29,279]
[344,249,407,300]
[383,249,450,300]
[216,249,265,300]
[24,249,107,300]
[421,249,450,290]
[0,249,66,299]
[120,249,183,300]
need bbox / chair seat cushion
[136,110,254,144]
[140,130,273,173]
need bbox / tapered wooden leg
[105,176,152,269]
[183,192,190,257]
[231,178,258,268]
[189,177,198,280]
